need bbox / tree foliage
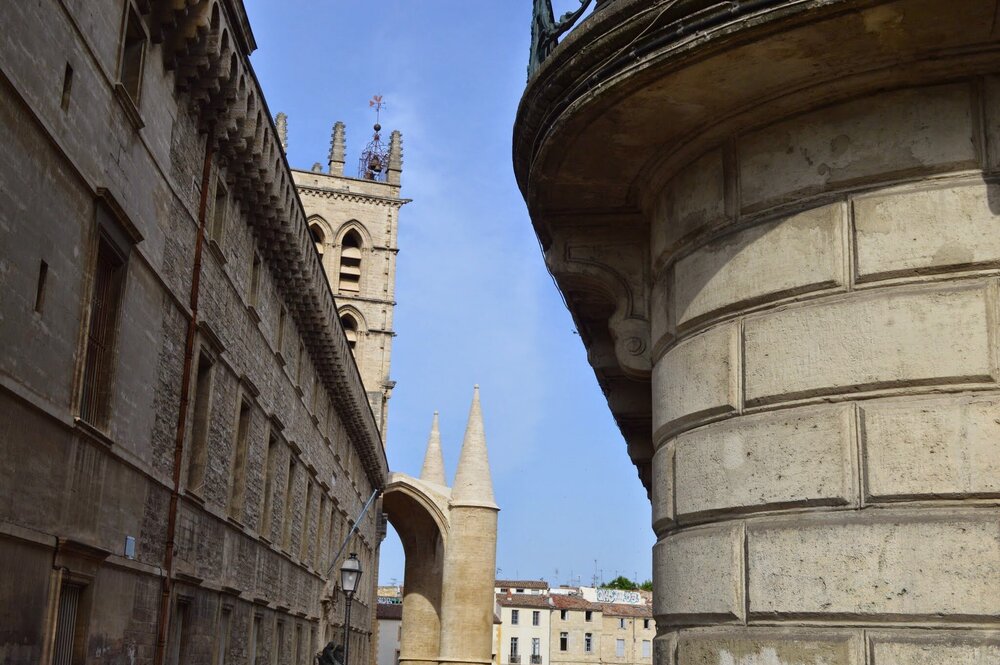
[601,576,638,591]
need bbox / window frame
[510,609,519,625]
[113,0,148,125]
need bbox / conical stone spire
[451,386,497,507]
[420,411,447,485]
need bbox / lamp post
[340,553,363,665]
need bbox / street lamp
[340,553,363,665]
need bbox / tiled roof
[600,603,652,618]
[550,595,601,611]
[496,579,549,589]
[496,593,555,609]
[377,603,403,620]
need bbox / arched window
[341,313,359,351]
[338,230,362,293]
[309,223,325,256]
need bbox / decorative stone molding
[144,0,387,488]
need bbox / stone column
[649,81,1000,663]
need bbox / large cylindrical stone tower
[515,1,1000,663]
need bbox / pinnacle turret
[329,121,346,176]
[451,386,497,507]
[387,130,403,185]
[420,411,447,485]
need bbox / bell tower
[285,99,408,440]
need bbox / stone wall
[0,0,384,664]
[648,80,1000,664]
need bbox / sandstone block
[672,404,855,518]
[747,516,1000,617]
[653,323,739,436]
[853,180,1000,280]
[743,284,997,406]
[673,203,845,327]
[651,444,675,528]
[653,524,744,621]
[653,149,728,262]
[740,84,977,211]
[675,630,858,665]
[868,634,1000,664]
[861,395,1000,500]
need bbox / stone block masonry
[515,2,1000,663]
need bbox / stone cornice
[146,0,388,488]
[295,184,411,208]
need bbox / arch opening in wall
[341,312,359,351]
[309,223,326,256]
[338,229,363,293]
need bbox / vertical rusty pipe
[154,135,214,665]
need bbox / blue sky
[244,0,654,586]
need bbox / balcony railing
[531,656,543,664]
[510,655,521,663]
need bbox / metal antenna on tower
[359,95,390,181]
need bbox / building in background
[0,1,388,664]
[496,584,653,665]
[377,603,403,665]
[496,580,551,596]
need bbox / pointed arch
[307,215,332,257]
[338,306,366,353]
[337,227,365,294]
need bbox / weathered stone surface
[672,204,845,327]
[653,323,739,435]
[868,634,1000,664]
[861,395,1000,500]
[674,630,858,665]
[740,84,978,211]
[672,404,855,518]
[743,284,996,406]
[651,444,674,527]
[747,516,1000,617]
[854,179,1000,280]
[653,525,744,621]
[653,149,729,262]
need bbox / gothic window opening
[338,230,362,293]
[309,223,326,256]
[341,313,359,351]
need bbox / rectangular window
[584,610,592,622]
[296,341,305,385]
[643,619,650,630]
[300,481,314,562]
[315,495,328,570]
[53,582,84,665]
[559,610,567,621]
[227,398,253,520]
[616,639,625,658]
[532,610,540,626]
[166,599,191,665]
[531,638,540,657]
[277,306,287,355]
[559,633,567,652]
[214,607,232,665]
[293,624,303,665]
[510,609,519,625]
[250,615,263,665]
[260,432,279,539]
[274,621,285,665]
[584,634,593,653]
[619,618,626,629]
[186,350,215,493]
[35,259,48,313]
[249,253,261,308]
[282,457,297,550]
[642,640,651,658]
[61,63,74,112]
[117,3,146,104]
[510,637,518,658]
[211,178,227,244]
[79,232,127,428]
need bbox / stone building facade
[515,1,1000,664]
[291,125,406,438]
[0,1,386,664]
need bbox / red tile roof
[600,603,652,618]
[496,593,555,609]
[549,594,601,611]
[496,579,549,590]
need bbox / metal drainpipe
[153,134,215,665]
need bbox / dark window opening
[80,233,126,428]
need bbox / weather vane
[359,94,390,181]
